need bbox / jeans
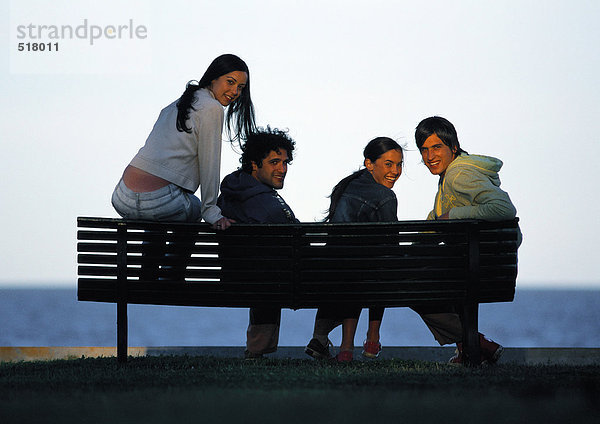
[111,179,202,222]
[111,179,202,280]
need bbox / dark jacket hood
[219,170,273,202]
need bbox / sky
[1,0,599,288]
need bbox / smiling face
[252,149,289,189]
[209,70,248,106]
[365,149,403,189]
[419,133,457,176]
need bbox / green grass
[1,356,599,423]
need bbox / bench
[77,216,520,364]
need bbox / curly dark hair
[240,126,296,173]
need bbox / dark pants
[246,307,281,354]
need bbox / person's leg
[112,180,166,280]
[412,306,504,365]
[140,185,201,279]
[411,306,463,345]
[366,307,384,342]
[362,307,384,358]
[312,307,342,343]
[305,307,341,359]
[339,318,359,352]
[334,306,361,362]
[246,307,281,356]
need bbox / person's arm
[193,102,225,225]
[376,195,398,222]
[446,168,517,221]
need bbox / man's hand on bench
[212,217,236,231]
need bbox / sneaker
[362,340,382,359]
[334,350,353,363]
[448,346,464,365]
[448,334,504,366]
[480,334,504,365]
[244,350,264,360]
[305,338,333,360]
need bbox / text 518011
[18,42,59,52]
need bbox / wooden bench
[77,216,520,364]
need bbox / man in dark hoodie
[217,126,298,359]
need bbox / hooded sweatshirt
[217,170,298,224]
[427,154,517,221]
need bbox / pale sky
[1,0,599,288]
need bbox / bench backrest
[77,217,520,309]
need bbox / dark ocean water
[1,288,598,348]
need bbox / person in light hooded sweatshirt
[414,115,521,365]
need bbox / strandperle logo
[16,18,148,45]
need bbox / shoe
[362,340,382,358]
[334,350,353,363]
[305,338,333,360]
[448,346,464,365]
[244,350,264,360]
[448,333,504,366]
[480,334,504,365]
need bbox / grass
[1,355,599,423]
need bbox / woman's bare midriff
[122,165,171,192]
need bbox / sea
[1,288,599,348]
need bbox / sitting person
[217,126,298,359]
[305,137,404,362]
[414,115,521,365]
[110,54,255,280]
[112,53,255,230]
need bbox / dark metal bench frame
[77,216,520,364]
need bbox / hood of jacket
[219,169,273,202]
[445,154,503,187]
[218,169,298,224]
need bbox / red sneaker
[362,340,382,358]
[335,350,353,362]
[448,345,464,365]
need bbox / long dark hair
[176,54,256,144]
[325,137,403,222]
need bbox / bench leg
[461,303,481,366]
[117,301,128,363]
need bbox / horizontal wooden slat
[78,242,118,253]
[300,256,462,270]
[298,245,466,258]
[299,268,467,282]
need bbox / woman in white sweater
[112,54,256,230]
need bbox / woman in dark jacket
[305,137,404,362]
